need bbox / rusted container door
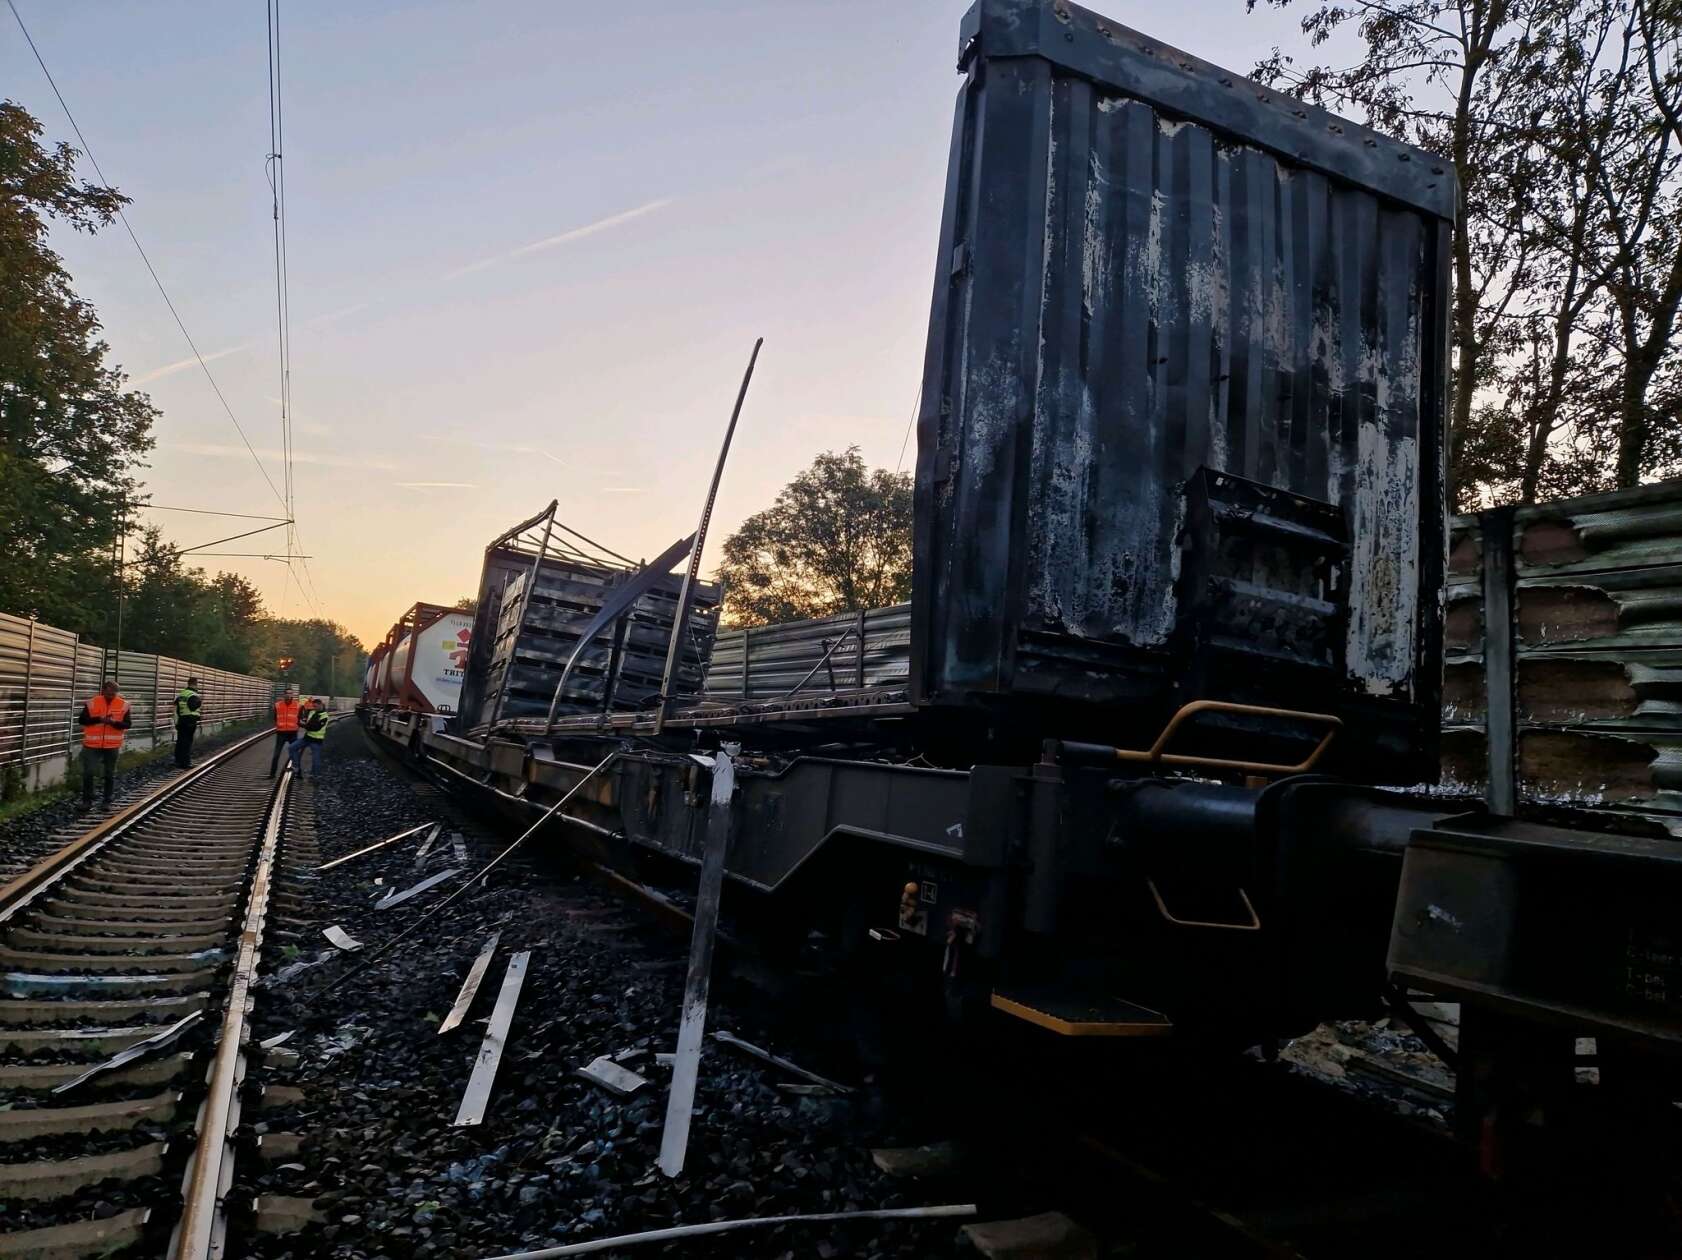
[913,0,1453,778]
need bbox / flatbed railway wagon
[367,0,1682,1178]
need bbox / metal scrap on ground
[50,1011,203,1095]
[412,822,444,866]
[453,950,531,1126]
[317,822,434,871]
[475,1203,979,1259]
[375,868,461,911]
[712,1030,852,1093]
[576,1055,649,1097]
[323,926,362,951]
[439,931,501,1034]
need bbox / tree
[246,617,364,695]
[0,101,157,628]
[716,448,912,627]
[1250,0,1682,504]
[453,595,479,613]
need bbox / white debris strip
[439,931,501,1035]
[453,950,531,1126]
[375,868,461,911]
[323,926,362,951]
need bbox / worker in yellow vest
[78,679,131,810]
[269,686,302,778]
[174,676,202,768]
[290,697,329,780]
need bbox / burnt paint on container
[912,0,1452,778]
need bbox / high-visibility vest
[274,698,301,732]
[175,689,201,721]
[83,694,130,750]
[304,708,329,741]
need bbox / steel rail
[0,727,273,924]
[171,762,293,1259]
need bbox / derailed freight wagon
[363,602,474,715]
[368,0,1682,1170]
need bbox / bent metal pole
[657,748,736,1177]
[653,337,762,734]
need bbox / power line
[142,504,291,522]
[265,0,318,623]
[6,0,290,516]
[895,381,923,475]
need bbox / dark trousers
[174,719,198,768]
[268,730,298,776]
[289,738,323,777]
[81,747,118,805]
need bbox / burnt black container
[911,0,1454,781]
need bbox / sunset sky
[6,0,1324,647]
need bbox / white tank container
[384,611,474,713]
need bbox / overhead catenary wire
[265,0,308,621]
[142,505,292,522]
[895,381,923,475]
[6,0,289,517]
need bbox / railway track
[0,731,304,1259]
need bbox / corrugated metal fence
[0,611,275,773]
[704,605,912,700]
[1444,479,1682,832]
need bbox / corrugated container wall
[1444,480,1682,834]
[913,0,1454,780]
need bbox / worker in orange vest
[269,686,302,778]
[78,678,132,810]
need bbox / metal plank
[411,822,443,866]
[373,868,459,911]
[1481,507,1517,815]
[439,931,500,1034]
[658,752,736,1176]
[453,950,530,1126]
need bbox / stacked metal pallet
[475,556,720,725]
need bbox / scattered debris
[322,925,362,951]
[50,1011,203,1095]
[267,952,332,986]
[452,833,468,862]
[374,867,461,911]
[316,821,434,871]
[657,750,737,1179]
[259,1030,295,1050]
[959,1211,1099,1260]
[778,1082,840,1097]
[713,1029,853,1093]
[439,931,501,1035]
[453,950,531,1126]
[412,822,444,866]
[871,1140,967,1179]
[477,1203,979,1259]
[576,1054,649,1097]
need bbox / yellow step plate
[990,990,1172,1037]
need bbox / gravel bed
[238,723,974,1259]
[0,722,266,880]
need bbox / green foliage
[716,447,912,628]
[0,101,157,627]
[92,530,362,687]
[0,101,363,692]
[245,616,364,695]
[1251,0,1682,507]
